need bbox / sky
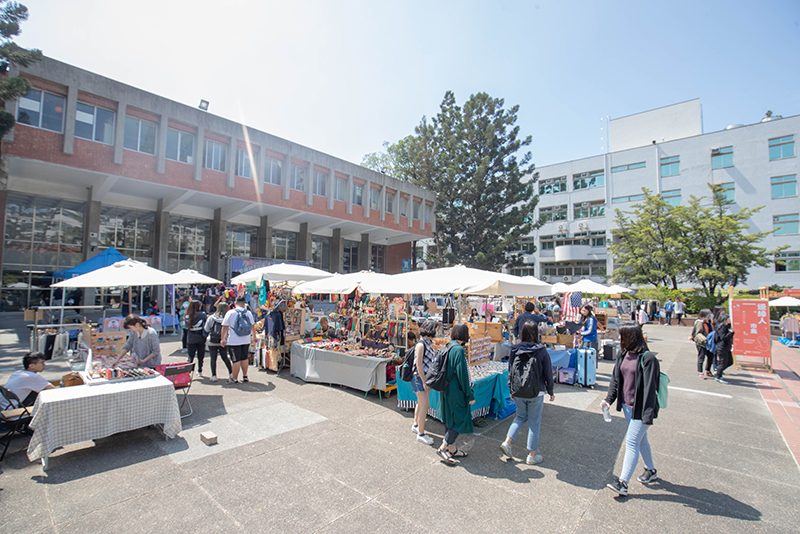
[14,0,800,168]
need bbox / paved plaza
[2,314,800,534]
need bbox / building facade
[0,57,436,309]
[512,100,800,290]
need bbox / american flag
[562,291,582,322]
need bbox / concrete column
[420,201,426,231]
[81,195,101,306]
[394,190,400,225]
[156,114,168,174]
[306,161,314,206]
[0,156,8,270]
[153,199,170,271]
[113,102,127,164]
[297,222,312,262]
[256,215,270,258]
[330,228,343,273]
[346,174,353,215]
[227,141,235,189]
[358,233,371,271]
[194,126,204,182]
[282,151,291,201]
[407,194,414,227]
[364,179,371,218]
[210,208,226,279]
[379,185,386,222]
[430,200,437,233]
[327,171,335,210]
[63,84,78,155]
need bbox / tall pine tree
[0,1,42,138]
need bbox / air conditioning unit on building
[580,172,589,177]
[711,148,721,154]
[557,224,565,231]
[581,201,590,208]
[581,276,588,280]
[541,275,548,282]
[563,276,572,282]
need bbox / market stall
[290,338,394,392]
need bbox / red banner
[731,300,771,358]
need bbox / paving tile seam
[674,429,794,456]
[189,476,249,533]
[753,374,800,471]
[650,450,800,489]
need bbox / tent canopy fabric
[51,259,174,288]
[367,266,552,297]
[52,247,128,279]
[564,279,613,294]
[769,296,800,307]
[169,269,222,286]
[550,282,570,294]
[607,284,634,294]
[230,263,332,285]
[293,271,393,295]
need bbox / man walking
[220,296,256,384]
[663,298,674,326]
[674,298,685,326]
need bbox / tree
[609,189,686,289]
[0,1,42,138]
[362,91,539,271]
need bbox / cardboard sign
[731,300,771,358]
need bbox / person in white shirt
[220,296,256,384]
[674,298,686,326]
[3,352,56,407]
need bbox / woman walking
[602,322,661,496]
[714,312,735,384]
[411,319,438,445]
[204,302,233,382]
[500,322,555,465]
[185,300,207,378]
[578,305,598,353]
[437,323,475,465]
[691,309,714,379]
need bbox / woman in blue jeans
[601,322,661,496]
[411,319,439,446]
[500,322,555,465]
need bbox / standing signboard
[731,299,772,372]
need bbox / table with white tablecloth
[290,341,389,392]
[27,374,182,465]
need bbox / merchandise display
[468,336,492,366]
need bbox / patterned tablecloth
[27,374,182,462]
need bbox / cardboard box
[468,322,504,343]
[24,309,44,321]
[557,334,575,348]
[542,335,558,344]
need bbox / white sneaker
[416,433,434,445]
[411,423,418,434]
[181,348,188,353]
[210,376,218,382]
[195,371,202,379]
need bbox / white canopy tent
[769,296,800,307]
[293,271,394,295]
[169,269,222,286]
[367,266,552,297]
[607,284,634,294]
[51,259,174,288]
[230,263,332,285]
[564,279,613,294]
[549,282,570,294]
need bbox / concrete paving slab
[315,500,432,534]
[0,452,54,534]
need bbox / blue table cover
[397,370,506,420]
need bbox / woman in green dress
[437,323,475,464]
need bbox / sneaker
[411,423,418,434]
[606,476,628,496]
[698,373,706,379]
[526,454,543,465]
[210,376,218,382]
[705,371,714,377]
[637,468,658,483]
[416,433,434,445]
[242,376,249,383]
[195,371,202,379]
[227,377,238,384]
[715,377,729,384]
[181,348,188,353]
[500,441,512,458]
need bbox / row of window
[541,261,607,278]
[539,231,606,250]
[539,202,605,221]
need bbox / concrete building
[512,99,800,290]
[0,57,436,310]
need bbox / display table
[290,341,389,392]
[27,374,182,466]
[397,370,508,420]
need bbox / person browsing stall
[112,315,162,369]
[578,305,599,353]
[221,296,256,384]
[437,323,476,465]
[3,352,56,408]
[512,301,550,339]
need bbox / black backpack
[399,345,416,382]
[209,318,223,344]
[508,346,542,399]
[425,341,456,392]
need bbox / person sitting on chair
[3,352,56,408]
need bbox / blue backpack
[705,330,717,354]
[233,308,253,337]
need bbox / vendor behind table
[112,315,162,369]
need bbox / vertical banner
[731,299,771,359]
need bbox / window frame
[386,192,394,214]
[290,164,306,192]
[74,102,115,145]
[124,116,158,155]
[771,175,797,199]
[353,183,364,206]
[610,161,646,173]
[539,176,567,195]
[334,176,347,202]
[204,139,227,172]
[16,88,66,133]
[769,135,795,161]
[572,170,605,191]
[661,189,681,207]
[369,187,379,210]
[165,128,195,164]
[660,156,680,177]
[711,146,733,169]
[573,200,606,220]
[773,214,799,236]
[235,148,253,178]
[313,171,328,197]
[264,156,282,186]
[612,193,646,204]
[717,182,735,203]
[539,204,568,222]
[775,251,800,272]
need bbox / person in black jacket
[185,300,208,378]
[500,322,555,465]
[602,322,660,496]
[512,302,550,340]
[713,312,735,384]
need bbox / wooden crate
[468,322,504,343]
[557,334,575,348]
[542,335,558,344]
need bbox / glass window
[660,156,680,177]
[204,139,227,172]
[343,239,359,273]
[400,196,408,217]
[167,215,211,273]
[574,201,605,219]
[413,200,421,220]
[769,135,794,161]
[386,192,394,214]
[226,224,257,256]
[775,251,800,272]
[370,188,379,210]
[772,175,797,199]
[311,236,330,271]
[334,177,347,201]
[236,149,252,178]
[166,129,194,164]
[591,261,607,276]
[99,206,154,264]
[712,146,733,169]
[271,230,297,260]
[17,89,65,133]
[425,203,432,223]
[371,244,385,273]
[290,165,306,191]
[774,214,799,236]
[124,117,157,155]
[611,194,646,204]
[573,170,604,190]
[539,204,568,222]
[539,236,554,251]
[661,189,681,206]
[611,162,646,172]
[539,176,567,195]
[353,183,363,206]
[314,171,328,197]
[264,157,282,186]
[717,183,735,203]
[75,102,115,145]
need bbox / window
[539,176,567,195]
[518,237,536,253]
[271,230,297,260]
[226,224,257,256]
[290,165,306,191]
[353,183,363,206]
[511,268,536,277]
[167,215,211,274]
[573,170,604,190]
[166,129,194,164]
[574,200,605,219]
[539,235,554,251]
[334,176,347,202]
[313,171,327,197]
[17,89,65,133]
[413,200,421,220]
[774,214,799,236]
[124,117,157,155]
[539,204,568,222]
[590,231,606,247]
[660,156,680,177]
[343,240,359,273]
[371,244,386,273]
[236,149,252,178]
[775,251,800,272]
[711,146,733,169]
[400,196,408,217]
[769,136,795,161]
[611,161,646,172]
[386,193,394,214]
[370,188,379,210]
[612,193,646,204]
[661,189,681,207]
[99,206,154,264]
[202,139,227,172]
[772,175,797,199]
[591,260,607,276]
[717,183,735,203]
[264,157,282,186]
[75,102,115,144]
[425,204,432,224]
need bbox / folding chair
[0,386,33,462]
[158,362,195,418]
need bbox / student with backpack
[691,309,714,379]
[220,296,256,384]
[436,323,475,465]
[410,320,437,445]
[500,322,555,465]
[204,302,233,382]
[713,312,735,384]
[185,300,208,378]
[602,322,661,496]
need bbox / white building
[512,99,799,290]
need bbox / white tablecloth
[290,342,389,392]
[27,374,182,462]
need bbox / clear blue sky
[16,0,800,168]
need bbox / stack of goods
[298,339,395,359]
[468,360,507,381]
[86,366,159,383]
[468,336,492,366]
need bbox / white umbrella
[51,259,174,288]
[293,271,393,295]
[769,296,800,307]
[374,266,552,297]
[607,284,634,294]
[564,279,612,294]
[169,269,222,285]
[550,282,570,294]
[230,263,332,285]
[5,282,41,289]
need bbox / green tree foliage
[0,1,42,138]
[361,91,539,271]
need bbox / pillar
[297,222,313,262]
[0,156,8,270]
[194,126,204,182]
[330,228,343,273]
[210,208,226,278]
[227,140,235,189]
[153,199,170,271]
[346,174,353,215]
[358,233,370,271]
[306,160,314,206]
[113,101,127,165]
[63,84,78,155]
[257,216,270,258]
[156,114,168,174]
